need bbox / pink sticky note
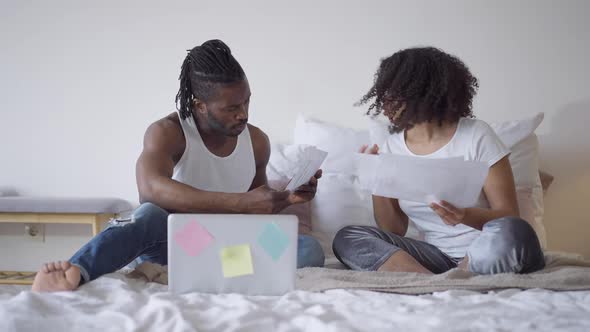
[173,220,214,256]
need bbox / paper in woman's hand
[285,147,328,191]
[356,153,489,208]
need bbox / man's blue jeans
[70,203,325,283]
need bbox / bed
[1,254,590,332]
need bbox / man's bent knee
[297,235,325,268]
[129,202,169,237]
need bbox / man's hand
[242,185,291,214]
[288,169,323,205]
[430,200,467,226]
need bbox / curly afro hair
[358,47,479,133]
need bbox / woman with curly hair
[332,47,545,275]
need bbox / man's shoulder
[247,123,270,148]
[143,113,185,158]
[247,124,270,165]
[146,113,183,138]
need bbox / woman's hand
[359,144,379,155]
[430,200,467,226]
[430,157,520,231]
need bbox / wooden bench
[0,197,133,285]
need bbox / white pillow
[489,113,544,189]
[489,113,544,149]
[293,116,376,257]
[294,114,369,175]
[0,187,18,197]
[516,186,547,249]
[502,133,547,248]
[310,174,374,256]
[491,114,547,248]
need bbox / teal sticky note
[257,223,290,261]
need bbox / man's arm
[136,118,287,214]
[248,124,271,190]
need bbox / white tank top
[172,113,256,193]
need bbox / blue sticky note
[257,223,289,261]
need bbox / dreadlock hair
[175,39,246,120]
[358,47,479,133]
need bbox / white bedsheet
[1,273,589,332]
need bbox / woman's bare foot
[458,256,470,271]
[31,261,81,292]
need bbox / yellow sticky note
[220,244,254,278]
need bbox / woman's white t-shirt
[381,118,510,258]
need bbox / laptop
[167,214,298,295]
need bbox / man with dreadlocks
[32,40,325,292]
[333,47,545,275]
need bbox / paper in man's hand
[285,146,328,191]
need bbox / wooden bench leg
[92,220,100,236]
[92,214,113,236]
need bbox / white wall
[1,0,589,270]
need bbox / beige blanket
[128,252,590,295]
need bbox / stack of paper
[285,146,328,191]
[356,153,489,208]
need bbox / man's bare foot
[32,261,81,292]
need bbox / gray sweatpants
[332,217,545,274]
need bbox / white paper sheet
[357,153,489,208]
[285,146,328,190]
[355,153,380,191]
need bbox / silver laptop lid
[168,214,298,295]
